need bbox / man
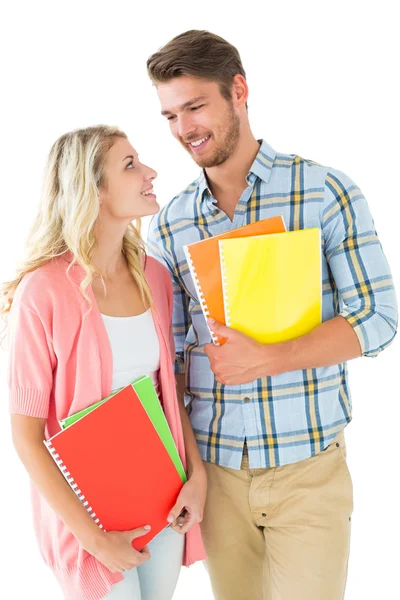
[146,30,398,600]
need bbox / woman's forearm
[11,415,105,553]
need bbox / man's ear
[231,74,249,109]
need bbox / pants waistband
[242,429,345,457]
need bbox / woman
[2,125,207,599]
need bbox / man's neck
[204,133,260,218]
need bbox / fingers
[128,525,151,540]
[170,514,185,529]
[171,517,191,534]
[170,510,202,534]
[167,501,184,524]
[139,545,151,562]
[115,547,150,573]
[169,507,188,528]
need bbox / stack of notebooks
[184,217,322,345]
[44,375,186,551]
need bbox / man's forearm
[276,316,363,374]
[175,373,206,480]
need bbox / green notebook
[59,375,187,483]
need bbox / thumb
[167,499,185,523]
[127,525,152,540]
[207,318,234,339]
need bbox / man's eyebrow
[161,96,207,116]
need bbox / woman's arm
[11,414,151,573]
[8,286,151,573]
[166,374,207,534]
[11,414,106,546]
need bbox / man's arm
[205,316,362,384]
[147,214,204,474]
[273,166,398,373]
[317,169,397,357]
[147,216,207,529]
[147,215,191,376]
[204,169,398,384]
[175,373,206,479]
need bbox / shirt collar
[197,139,276,199]
[248,139,276,184]
[198,169,210,198]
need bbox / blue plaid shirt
[148,140,397,469]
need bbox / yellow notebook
[219,229,322,344]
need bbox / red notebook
[44,385,184,551]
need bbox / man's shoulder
[149,175,201,234]
[274,149,329,176]
[274,150,356,188]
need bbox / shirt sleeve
[147,214,191,374]
[322,168,398,357]
[7,299,56,418]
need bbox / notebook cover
[132,376,187,483]
[59,377,187,483]
[59,393,114,429]
[219,228,322,344]
[183,216,286,345]
[45,384,184,550]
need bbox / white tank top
[101,308,160,396]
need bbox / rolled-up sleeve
[322,168,398,357]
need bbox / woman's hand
[167,470,208,534]
[81,526,152,573]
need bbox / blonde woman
[2,125,207,600]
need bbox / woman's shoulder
[144,255,172,286]
[13,256,73,312]
[144,255,173,316]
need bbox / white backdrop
[0,1,399,598]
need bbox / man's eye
[167,116,176,121]
[191,105,204,111]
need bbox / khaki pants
[200,430,353,600]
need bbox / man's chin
[182,142,229,169]
[197,155,229,169]
[190,151,225,169]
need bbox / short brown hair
[147,30,246,103]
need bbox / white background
[0,1,399,598]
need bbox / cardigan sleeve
[7,299,56,418]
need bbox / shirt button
[212,209,219,215]
[262,513,267,517]
[243,397,251,403]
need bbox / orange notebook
[44,385,184,551]
[184,216,286,345]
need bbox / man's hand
[204,318,286,384]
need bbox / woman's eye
[126,161,134,169]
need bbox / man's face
[158,76,241,169]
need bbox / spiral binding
[219,241,232,328]
[44,440,106,531]
[184,245,220,346]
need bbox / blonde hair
[0,125,153,317]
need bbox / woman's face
[99,137,159,221]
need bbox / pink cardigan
[7,252,206,600]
